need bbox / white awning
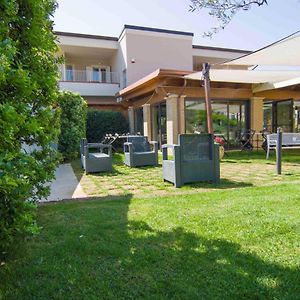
[185,69,300,84]
[225,31,300,66]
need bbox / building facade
[56,25,248,112]
[56,25,300,148]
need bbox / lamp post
[276,127,282,175]
[202,63,213,134]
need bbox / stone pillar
[166,94,179,145]
[178,95,186,134]
[250,97,264,132]
[251,97,265,149]
[128,106,135,134]
[143,104,152,139]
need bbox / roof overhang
[186,69,300,84]
[224,31,300,66]
[116,69,192,102]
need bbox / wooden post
[202,63,213,134]
[276,127,282,175]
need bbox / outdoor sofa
[80,138,112,173]
[123,135,158,167]
[162,134,220,187]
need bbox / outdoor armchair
[123,136,158,167]
[162,134,220,187]
[80,138,112,173]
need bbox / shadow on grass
[38,193,134,206]
[2,196,299,299]
[224,149,300,164]
[184,178,253,190]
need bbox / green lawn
[1,152,300,299]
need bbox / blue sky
[54,0,300,50]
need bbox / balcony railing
[60,70,119,84]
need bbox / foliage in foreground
[58,91,87,161]
[86,109,129,142]
[0,0,60,254]
[1,183,300,299]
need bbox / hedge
[86,110,129,142]
[58,91,87,161]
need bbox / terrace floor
[71,150,300,199]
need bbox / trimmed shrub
[0,0,60,254]
[58,91,87,161]
[87,110,129,142]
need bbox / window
[294,100,300,132]
[185,98,249,148]
[263,100,294,132]
[66,65,74,81]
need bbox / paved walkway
[40,163,87,202]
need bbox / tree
[190,0,268,37]
[0,0,60,254]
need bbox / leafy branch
[189,0,268,37]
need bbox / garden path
[40,163,87,202]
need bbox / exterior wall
[84,96,127,116]
[89,104,127,115]
[111,34,127,89]
[58,82,119,96]
[57,34,118,50]
[125,30,193,85]
[64,57,113,70]
[192,47,250,70]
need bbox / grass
[1,151,300,299]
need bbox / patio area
[71,150,300,199]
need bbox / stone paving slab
[40,163,87,202]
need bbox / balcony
[58,69,120,97]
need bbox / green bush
[0,0,60,254]
[58,91,87,161]
[86,110,129,142]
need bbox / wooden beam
[130,91,166,109]
[121,81,158,101]
[254,89,300,99]
[158,86,252,99]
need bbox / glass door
[228,101,246,148]
[152,102,166,148]
[92,67,100,82]
[276,100,293,132]
[158,103,167,147]
[294,101,300,132]
[66,65,74,81]
[185,98,249,149]
[100,68,106,83]
[263,102,273,132]
[134,108,144,135]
